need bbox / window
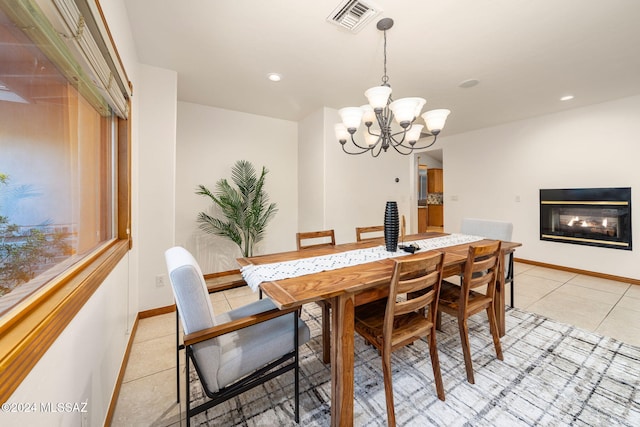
[0,0,131,402]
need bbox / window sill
[0,238,130,403]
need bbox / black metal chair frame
[505,252,515,308]
[180,308,301,426]
[176,309,183,403]
[175,291,265,405]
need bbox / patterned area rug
[190,304,640,426]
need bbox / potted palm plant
[196,160,277,257]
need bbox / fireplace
[540,188,632,250]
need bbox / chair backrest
[355,225,384,242]
[460,241,502,308]
[461,218,513,242]
[296,229,336,250]
[461,218,512,277]
[165,246,222,391]
[383,252,444,341]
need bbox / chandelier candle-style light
[335,18,451,157]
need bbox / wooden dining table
[237,232,521,427]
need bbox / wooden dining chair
[354,252,446,426]
[437,240,503,384]
[296,229,336,250]
[460,218,515,307]
[355,225,384,242]
[296,229,335,363]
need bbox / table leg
[330,293,355,427]
[495,254,506,337]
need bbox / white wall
[136,64,178,311]
[175,102,298,273]
[442,95,640,279]
[298,108,413,244]
[298,108,326,231]
[175,103,411,273]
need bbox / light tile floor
[111,262,640,426]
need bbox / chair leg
[381,351,396,427]
[428,330,445,401]
[186,349,191,427]
[294,312,300,423]
[486,306,504,361]
[458,317,475,384]
[507,252,515,308]
[510,280,514,308]
[321,303,330,364]
[176,309,180,404]
[435,310,442,331]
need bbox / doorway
[416,151,444,233]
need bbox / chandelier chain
[382,29,389,86]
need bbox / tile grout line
[561,276,632,333]
[592,284,634,332]
[541,274,632,336]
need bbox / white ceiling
[124,0,640,136]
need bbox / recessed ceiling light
[267,73,282,82]
[458,78,479,88]
[560,95,574,101]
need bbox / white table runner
[241,233,484,291]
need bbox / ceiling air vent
[327,0,382,33]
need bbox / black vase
[384,201,399,252]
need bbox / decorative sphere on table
[384,201,399,252]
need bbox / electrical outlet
[155,274,166,288]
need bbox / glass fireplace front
[540,188,632,250]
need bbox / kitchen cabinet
[427,168,443,193]
[428,204,443,227]
[418,207,427,233]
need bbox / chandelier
[334,18,451,157]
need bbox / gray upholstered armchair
[165,246,310,425]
